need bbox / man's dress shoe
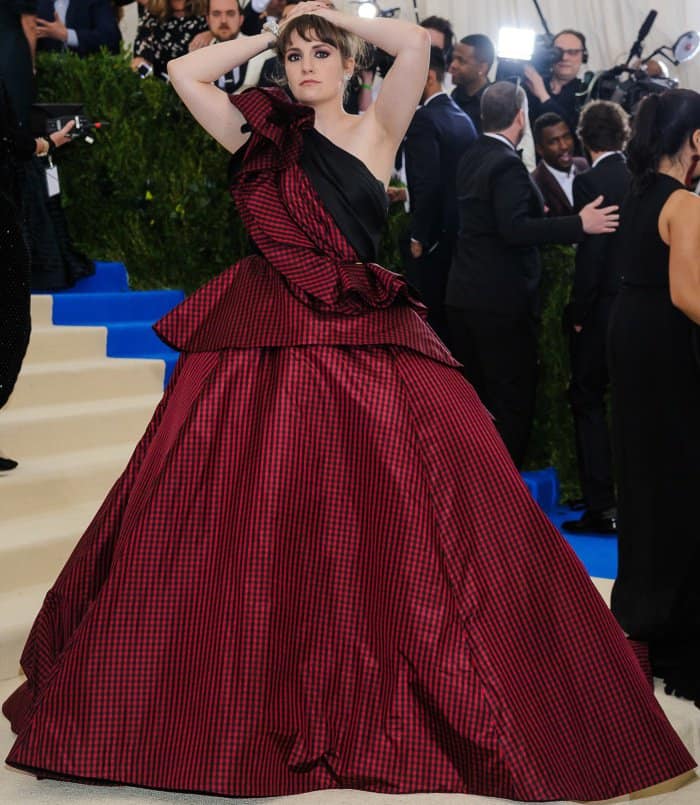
[561,508,617,534]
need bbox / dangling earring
[344,73,351,81]
[684,154,700,188]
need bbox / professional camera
[495,29,562,83]
[583,12,699,115]
[584,68,676,115]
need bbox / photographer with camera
[524,29,588,148]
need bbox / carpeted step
[521,467,559,513]
[52,290,184,325]
[1,445,133,521]
[0,502,97,596]
[105,322,180,383]
[0,394,161,458]
[106,320,171,355]
[54,260,130,294]
[23,324,107,365]
[29,295,52,327]
[0,583,51,680]
[5,357,164,409]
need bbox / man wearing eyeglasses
[523,29,589,147]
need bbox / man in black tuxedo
[402,46,476,343]
[35,0,121,56]
[531,113,588,216]
[562,100,631,534]
[446,82,619,467]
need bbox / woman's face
[688,128,700,182]
[170,0,187,17]
[283,29,351,105]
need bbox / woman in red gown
[3,3,696,800]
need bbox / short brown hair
[481,81,526,133]
[577,100,630,153]
[205,0,242,13]
[275,14,366,69]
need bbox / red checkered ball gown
[3,89,695,801]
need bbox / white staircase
[0,295,164,681]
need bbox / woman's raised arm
[167,33,275,153]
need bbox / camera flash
[497,27,536,61]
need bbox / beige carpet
[0,297,697,804]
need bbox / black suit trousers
[400,231,452,347]
[447,307,537,468]
[567,296,616,512]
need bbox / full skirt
[3,342,695,801]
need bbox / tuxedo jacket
[571,152,631,324]
[404,93,477,250]
[37,0,121,55]
[531,157,589,217]
[446,134,584,317]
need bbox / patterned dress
[133,11,208,77]
[3,89,695,801]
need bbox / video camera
[495,28,562,84]
[583,12,699,115]
[30,103,106,145]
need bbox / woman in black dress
[0,80,73,470]
[609,89,700,706]
[0,0,35,127]
[132,0,208,78]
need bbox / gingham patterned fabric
[3,88,695,801]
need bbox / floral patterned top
[133,12,208,78]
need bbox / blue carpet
[49,261,183,383]
[43,263,617,579]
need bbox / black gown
[0,79,33,410]
[609,173,700,703]
[0,0,35,128]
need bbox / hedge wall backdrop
[36,50,578,495]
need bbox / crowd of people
[1,1,699,799]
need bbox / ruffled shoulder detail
[229,87,314,174]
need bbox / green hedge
[37,50,578,496]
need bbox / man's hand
[189,31,214,51]
[410,239,423,259]
[36,13,68,43]
[573,324,583,333]
[579,195,619,235]
[523,64,550,102]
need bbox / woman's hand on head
[279,1,335,32]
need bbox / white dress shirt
[53,0,79,49]
[542,160,580,207]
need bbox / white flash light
[358,2,379,18]
[497,27,537,61]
